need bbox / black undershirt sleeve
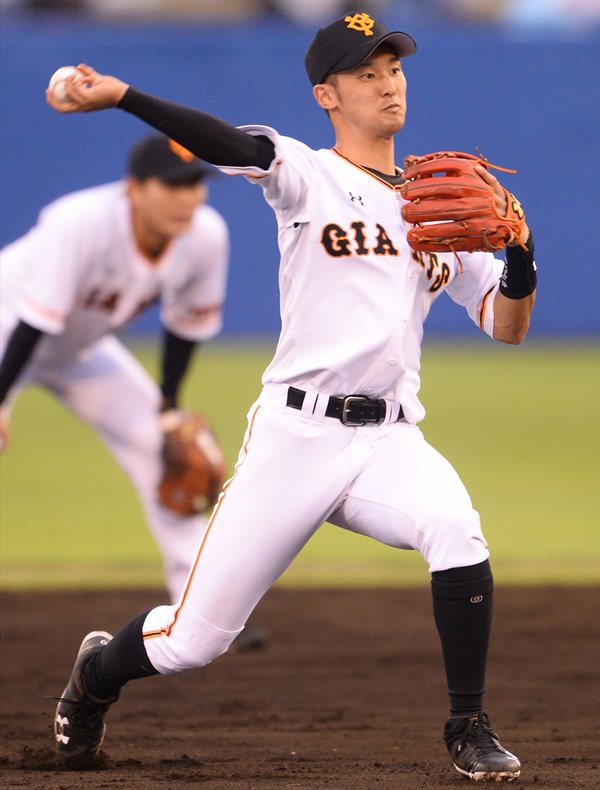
[118,87,276,170]
[0,320,44,404]
[159,328,198,412]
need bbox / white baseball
[48,66,81,103]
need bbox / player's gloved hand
[400,150,529,253]
[474,165,530,248]
[157,409,226,517]
[46,64,129,114]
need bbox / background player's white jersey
[221,127,504,423]
[0,181,229,367]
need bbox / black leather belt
[286,386,404,426]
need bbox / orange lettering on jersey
[430,262,450,292]
[321,224,352,257]
[345,13,375,36]
[411,250,453,293]
[83,288,120,311]
[168,139,195,162]
[321,221,398,258]
[373,224,398,256]
[350,222,369,255]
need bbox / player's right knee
[142,606,242,674]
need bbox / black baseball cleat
[443,711,521,782]
[54,630,118,769]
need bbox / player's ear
[126,176,146,208]
[125,176,137,199]
[313,82,337,111]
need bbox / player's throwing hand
[46,64,129,113]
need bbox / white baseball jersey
[0,181,229,368]
[221,126,503,423]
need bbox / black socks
[82,563,494,718]
[85,610,159,700]
[431,559,494,718]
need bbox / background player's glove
[158,410,226,516]
[400,151,527,253]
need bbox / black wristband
[499,231,537,299]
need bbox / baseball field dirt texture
[1,585,598,789]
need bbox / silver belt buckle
[341,395,368,426]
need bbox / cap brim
[147,163,215,184]
[330,31,416,80]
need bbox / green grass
[1,338,598,590]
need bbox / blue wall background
[1,17,599,338]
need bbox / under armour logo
[349,192,364,205]
[345,13,375,37]
[55,714,70,744]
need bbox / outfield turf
[0,339,598,589]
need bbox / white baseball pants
[142,385,488,674]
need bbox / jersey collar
[331,148,404,189]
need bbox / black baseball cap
[305,12,416,86]
[128,134,213,184]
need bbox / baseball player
[46,12,537,782]
[0,134,229,603]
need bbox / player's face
[129,177,207,240]
[319,49,407,138]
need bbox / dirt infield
[1,586,598,789]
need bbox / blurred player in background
[0,134,228,604]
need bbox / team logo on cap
[168,139,195,162]
[345,13,375,36]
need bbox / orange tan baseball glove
[158,410,226,516]
[400,150,527,254]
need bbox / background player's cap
[305,12,416,86]
[128,134,214,185]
